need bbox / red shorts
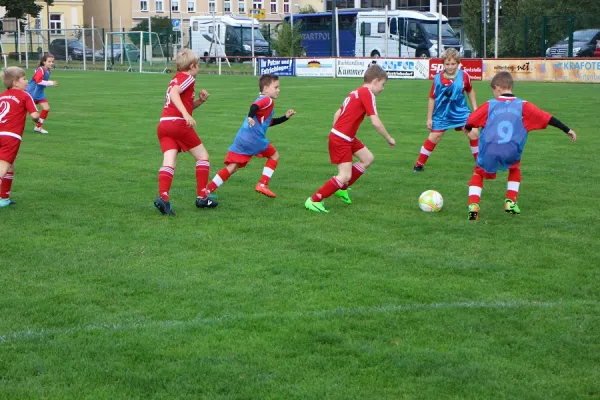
[328,133,365,164]
[224,143,276,168]
[157,119,202,153]
[430,127,464,133]
[34,99,48,105]
[0,135,22,164]
[474,161,521,179]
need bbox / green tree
[129,16,176,55]
[462,0,600,57]
[269,22,304,57]
[297,5,317,14]
[0,0,53,19]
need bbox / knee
[428,132,443,143]
[362,153,374,168]
[271,152,279,161]
[337,172,351,184]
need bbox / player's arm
[33,69,56,86]
[426,97,435,129]
[464,73,477,110]
[548,116,577,141]
[25,96,40,122]
[333,108,341,125]
[193,89,209,109]
[522,102,576,140]
[169,84,195,126]
[464,102,489,132]
[246,103,260,127]
[369,115,395,147]
[270,109,296,126]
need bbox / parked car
[594,40,600,57]
[546,29,600,58]
[49,39,103,61]
[105,43,140,62]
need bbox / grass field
[1,70,599,399]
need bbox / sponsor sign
[429,58,483,80]
[335,58,429,79]
[336,58,374,78]
[258,58,295,76]
[482,60,543,81]
[548,60,600,83]
[296,58,335,77]
[481,59,600,83]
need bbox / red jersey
[0,89,38,139]
[466,95,552,132]
[160,72,195,120]
[253,96,275,125]
[332,86,377,141]
[429,71,472,99]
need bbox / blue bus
[285,10,364,57]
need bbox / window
[360,22,371,36]
[209,0,215,12]
[155,0,164,12]
[377,22,385,33]
[224,1,231,12]
[253,0,263,9]
[283,0,290,13]
[187,1,196,12]
[239,1,246,13]
[49,13,63,34]
[172,0,179,12]
[269,0,277,13]
[140,0,148,11]
[34,17,42,30]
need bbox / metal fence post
[567,15,574,57]
[523,17,528,58]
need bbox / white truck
[189,15,272,63]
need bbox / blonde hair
[1,67,26,90]
[363,63,387,83]
[490,71,514,90]
[441,48,460,64]
[175,49,199,72]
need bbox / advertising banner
[258,58,295,76]
[296,58,335,77]
[482,59,600,83]
[336,58,429,79]
[429,58,483,80]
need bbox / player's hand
[51,81,58,86]
[285,109,296,118]
[387,136,396,148]
[247,117,255,127]
[198,89,209,103]
[426,119,433,130]
[184,114,196,127]
[567,130,577,142]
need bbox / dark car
[546,29,600,58]
[105,43,140,62]
[594,39,600,57]
[49,39,103,61]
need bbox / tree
[130,16,175,48]
[462,0,600,57]
[269,22,303,57]
[297,5,317,14]
[0,0,53,19]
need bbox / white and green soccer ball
[418,190,443,212]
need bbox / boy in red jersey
[305,64,395,213]
[464,71,577,220]
[26,53,57,134]
[0,67,40,207]
[413,48,478,172]
[201,74,295,200]
[154,49,216,216]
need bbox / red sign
[429,58,483,81]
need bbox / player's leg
[34,101,50,134]
[255,145,279,198]
[189,143,218,209]
[306,162,352,213]
[0,163,15,206]
[505,162,521,215]
[154,149,177,216]
[335,143,372,205]
[467,167,485,221]
[414,130,444,172]
[0,161,13,207]
[464,127,479,161]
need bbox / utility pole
[109,0,114,64]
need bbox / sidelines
[2,299,598,344]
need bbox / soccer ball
[418,190,443,212]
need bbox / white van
[355,10,463,58]
[189,15,271,62]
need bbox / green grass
[1,70,599,399]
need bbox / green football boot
[504,199,521,215]
[305,197,329,213]
[334,189,352,205]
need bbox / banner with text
[429,58,483,80]
[296,58,335,77]
[336,58,429,79]
[258,58,295,76]
[482,59,600,83]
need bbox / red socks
[311,177,343,202]
[158,166,174,201]
[0,171,14,199]
[259,159,278,185]
[415,139,436,166]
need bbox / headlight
[243,44,251,51]
[572,47,581,55]
[72,49,82,54]
[428,39,437,49]
[545,48,551,57]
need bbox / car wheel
[232,51,243,63]
[370,50,381,58]
[416,50,429,58]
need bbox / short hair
[175,49,198,71]
[363,63,387,83]
[490,71,514,90]
[441,48,460,64]
[259,74,279,92]
[39,53,55,67]
[1,67,26,90]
